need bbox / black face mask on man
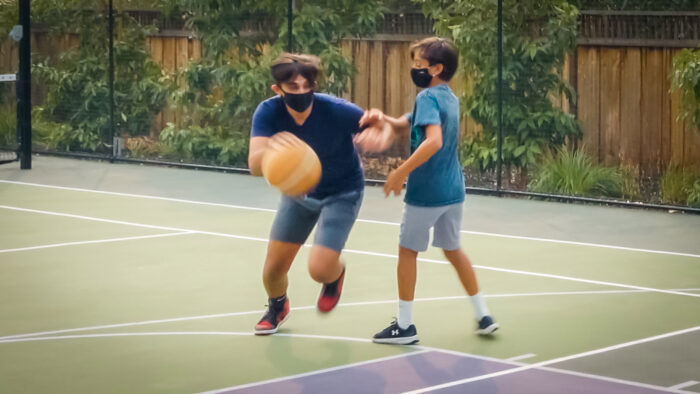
[281,89,314,112]
[410,68,433,88]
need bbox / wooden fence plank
[640,49,664,174]
[368,41,385,110]
[577,46,601,160]
[619,47,641,168]
[600,48,621,166]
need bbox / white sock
[397,300,413,329]
[469,293,490,320]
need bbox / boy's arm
[384,124,442,196]
[384,114,410,136]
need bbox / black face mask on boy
[281,89,314,112]
[410,68,433,88]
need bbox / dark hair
[409,37,458,82]
[270,53,321,87]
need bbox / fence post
[18,0,31,169]
[109,0,117,160]
[496,0,503,191]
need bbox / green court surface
[1,156,699,393]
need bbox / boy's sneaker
[254,298,290,335]
[317,267,345,313]
[372,320,419,345]
[476,315,499,335]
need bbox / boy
[360,38,499,345]
[248,53,387,335]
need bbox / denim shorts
[399,202,463,252]
[270,189,363,252]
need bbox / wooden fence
[1,32,699,172]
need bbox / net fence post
[18,0,31,169]
[109,0,117,160]
[496,0,503,192]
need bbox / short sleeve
[413,93,441,127]
[250,100,277,138]
[333,99,365,135]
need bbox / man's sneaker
[372,320,419,345]
[317,267,345,313]
[476,315,499,335]
[254,298,290,335]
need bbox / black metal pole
[18,0,31,169]
[108,0,116,160]
[496,0,503,191]
[287,0,293,52]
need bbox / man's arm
[248,136,269,177]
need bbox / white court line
[2,204,699,300]
[403,326,700,394]
[0,330,689,394]
[0,232,194,253]
[1,179,698,259]
[670,381,699,390]
[507,353,537,362]
[0,288,692,342]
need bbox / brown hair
[409,37,458,82]
[270,53,321,87]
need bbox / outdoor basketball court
[1,156,699,393]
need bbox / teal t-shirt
[405,84,465,207]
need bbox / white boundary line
[0,330,690,394]
[0,232,194,253]
[670,381,699,390]
[1,179,698,259]
[506,353,537,362]
[403,326,700,394]
[2,204,699,299]
[0,288,694,342]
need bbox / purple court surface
[216,350,673,393]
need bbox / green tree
[159,0,384,166]
[672,45,700,131]
[21,0,168,152]
[417,0,581,180]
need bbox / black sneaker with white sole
[476,315,499,335]
[372,320,419,345]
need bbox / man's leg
[311,190,362,313]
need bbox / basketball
[262,133,322,196]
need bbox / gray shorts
[400,202,463,252]
[270,190,363,252]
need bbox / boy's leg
[434,203,498,335]
[311,190,363,313]
[373,204,438,345]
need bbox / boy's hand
[354,121,394,153]
[384,168,407,197]
[359,108,385,127]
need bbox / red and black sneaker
[317,267,345,313]
[254,297,290,335]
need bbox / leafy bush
[160,123,249,166]
[688,180,700,207]
[31,3,167,152]
[672,45,700,131]
[0,105,16,147]
[529,149,622,198]
[660,167,700,206]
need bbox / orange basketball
[262,135,322,196]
